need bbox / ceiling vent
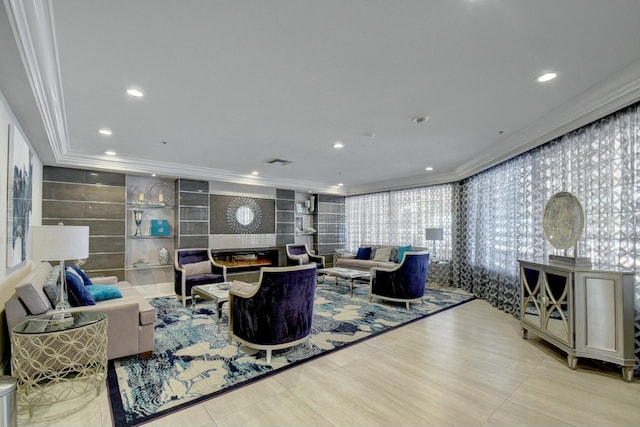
[266,158,293,166]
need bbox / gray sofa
[4,261,157,360]
[335,244,428,271]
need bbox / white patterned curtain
[345,184,455,259]
[346,102,640,372]
[454,103,640,313]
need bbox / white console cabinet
[519,260,635,381]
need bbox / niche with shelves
[125,175,176,286]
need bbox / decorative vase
[133,210,144,237]
[158,247,170,265]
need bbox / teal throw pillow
[397,245,413,263]
[86,285,123,301]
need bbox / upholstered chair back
[285,244,325,269]
[370,251,430,307]
[230,264,317,348]
[174,248,227,306]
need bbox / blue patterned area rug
[108,283,474,426]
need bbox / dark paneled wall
[275,189,295,246]
[177,179,209,249]
[209,195,275,234]
[42,167,126,280]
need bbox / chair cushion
[185,273,224,287]
[355,247,372,260]
[299,253,310,264]
[184,260,212,275]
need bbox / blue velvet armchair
[369,251,430,309]
[228,264,317,364]
[174,248,227,307]
[285,244,325,269]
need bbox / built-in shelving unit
[125,175,176,287]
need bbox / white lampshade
[30,225,90,261]
[425,228,444,241]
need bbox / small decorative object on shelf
[158,247,170,265]
[134,210,144,237]
[150,219,170,236]
[150,182,173,206]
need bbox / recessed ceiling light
[338,183,344,187]
[151,174,156,177]
[104,150,117,156]
[251,171,259,175]
[333,141,344,149]
[425,167,434,171]
[126,88,144,97]
[537,72,557,82]
[98,129,112,136]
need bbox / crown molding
[6,0,69,159]
[55,151,347,195]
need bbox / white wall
[0,89,43,373]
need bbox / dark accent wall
[176,179,209,249]
[42,167,126,280]
[209,195,275,234]
[275,189,295,245]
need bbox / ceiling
[2,1,640,195]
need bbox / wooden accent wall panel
[42,167,126,280]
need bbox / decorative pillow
[397,245,413,263]
[15,264,53,315]
[67,264,93,286]
[355,247,372,260]
[299,253,310,264]
[86,285,122,301]
[44,265,63,307]
[183,260,212,275]
[390,247,399,262]
[373,246,392,262]
[66,268,96,306]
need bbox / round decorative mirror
[236,206,254,225]
[226,197,262,234]
[542,192,584,250]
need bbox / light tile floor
[18,285,640,427]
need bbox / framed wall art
[6,124,33,268]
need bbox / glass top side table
[11,311,108,418]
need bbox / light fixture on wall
[425,228,444,261]
[30,224,90,321]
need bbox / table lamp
[30,224,90,320]
[425,228,444,261]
